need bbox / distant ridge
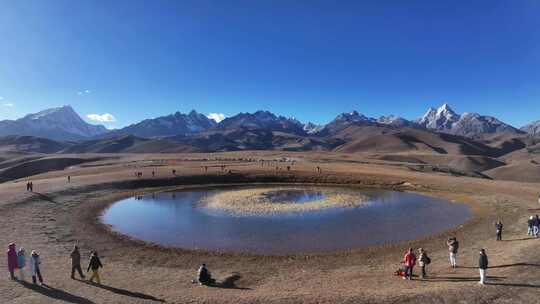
[0,103,534,145]
[0,105,108,141]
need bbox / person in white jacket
[29,251,44,285]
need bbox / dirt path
[1,152,540,303]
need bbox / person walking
[495,220,503,241]
[29,250,43,285]
[403,248,417,280]
[70,246,85,279]
[7,243,17,280]
[534,215,540,238]
[528,216,534,236]
[87,251,103,284]
[447,237,459,268]
[418,248,431,279]
[478,249,489,285]
[17,248,26,281]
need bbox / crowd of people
[398,236,489,285]
[6,243,103,286]
[9,170,540,293]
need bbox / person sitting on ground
[403,248,416,280]
[29,250,43,285]
[87,251,103,284]
[197,263,214,285]
[446,237,459,268]
[528,216,534,236]
[418,248,431,279]
[478,248,489,285]
[495,220,503,241]
[17,247,26,281]
[70,245,85,279]
[7,243,17,280]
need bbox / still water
[102,186,471,254]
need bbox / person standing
[418,248,431,279]
[534,215,540,238]
[528,216,534,236]
[403,248,417,280]
[447,237,459,268]
[87,251,103,284]
[7,243,17,280]
[29,250,43,285]
[67,176,71,183]
[17,248,26,281]
[495,220,503,241]
[478,249,489,285]
[70,246,85,279]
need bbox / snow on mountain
[106,110,216,138]
[317,111,377,136]
[213,111,306,135]
[416,103,522,137]
[417,103,459,130]
[376,115,413,128]
[0,105,108,141]
[521,120,540,136]
[303,122,324,134]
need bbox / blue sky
[1,0,539,128]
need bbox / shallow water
[102,186,471,254]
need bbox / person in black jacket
[495,221,503,241]
[478,249,488,285]
[87,251,103,284]
[534,215,540,237]
[197,264,214,285]
[528,216,534,236]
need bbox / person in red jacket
[403,248,417,280]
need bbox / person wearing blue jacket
[17,248,26,281]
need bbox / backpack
[425,256,431,265]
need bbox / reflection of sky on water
[102,186,471,255]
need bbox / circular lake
[102,185,471,255]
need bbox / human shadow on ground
[18,281,95,304]
[77,279,165,302]
[501,237,537,242]
[487,282,540,288]
[423,275,506,283]
[459,263,540,269]
[208,273,251,290]
[488,263,540,269]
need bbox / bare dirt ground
[1,151,540,304]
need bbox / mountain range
[0,103,537,145]
[0,106,109,141]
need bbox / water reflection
[102,186,471,254]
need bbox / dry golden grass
[198,186,369,215]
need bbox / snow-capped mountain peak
[436,103,459,120]
[417,103,522,137]
[0,105,109,141]
[521,120,540,136]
